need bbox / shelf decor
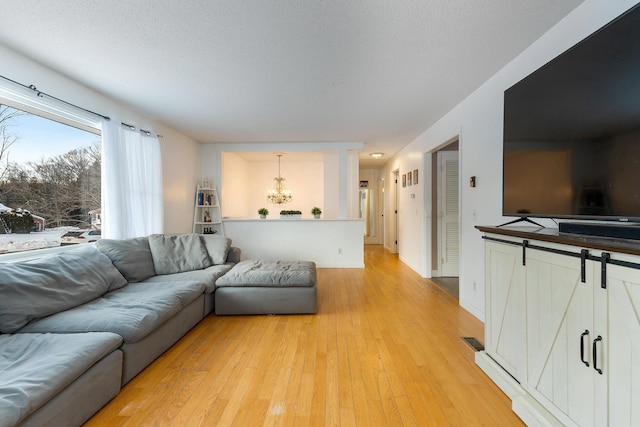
[193,184,224,236]
[280,210,302,219]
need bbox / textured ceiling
[0,0,583,166]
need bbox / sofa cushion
[0,245,128,334]
[148,234,212,275]
[216,260,317,287]
[143,264,234,293]
[96,237,156,283]
[0,332,123,427]
[19,281,205,343]
[200,235,232,265]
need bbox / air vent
[462,337,484,352]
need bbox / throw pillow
[148,233,212,275]
[96,237,156,282]
[200,235,232,265]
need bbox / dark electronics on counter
[502,4,640,240]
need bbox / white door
[607,263,640,426]
[438,151,459,276]
[393,170,399,253]
[525,249,604,427]
[485,240,526,382]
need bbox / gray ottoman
[214,260,317,315]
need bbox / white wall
[224,219,364,268]
[323,152,340,218]
[0,43,202,235]
[382,0,640,321]
[221,152,251,218]
[161,129,203,234]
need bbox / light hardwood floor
[86,245,523,426]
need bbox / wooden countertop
[475,225,640,256]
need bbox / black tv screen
[503,4,640,222]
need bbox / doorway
[431,141,459,298]
[391,169,399,253]
[360,185,377,244]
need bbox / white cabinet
[524,249,606,427]
[192,185,224,236]
[485,240,526,383]
[480,232,640,426]
[607,263,640,426]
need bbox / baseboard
[460,298,484,322]
[475,352,563,427]
[474,352,524,399]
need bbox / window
[0,103,101,254]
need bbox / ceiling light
[370,152,384,159]
[266,154,292,205]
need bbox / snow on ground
[0,228,76,253]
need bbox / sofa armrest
[227,247,241,263]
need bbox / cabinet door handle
[580,330,590,367]
[593,335,603,375]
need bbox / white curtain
[101,119,163,239]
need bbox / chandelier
[267,154,293,205]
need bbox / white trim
[460,299,484,321]
[0,85,101,133]
[475,352,563,427]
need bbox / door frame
[430,138,460,277]
[391,169,399,253]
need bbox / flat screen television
[503,4,640,223]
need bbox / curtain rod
[0,74,110,121]
[121,122,163,138]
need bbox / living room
[3,1,631,319]
[1,1,638,425]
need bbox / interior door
[393,170,399,253]
[438,151,459,276]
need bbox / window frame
[0,87,103,263]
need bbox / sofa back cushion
[200,235,232,265]
[96,237,156,282]
[0,245,128,333]
[148,234,212,275]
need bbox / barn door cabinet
[484,240,526,383]
[476,228,640,427]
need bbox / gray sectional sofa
[0,233,239,427]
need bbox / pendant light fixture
[266,153,292,205]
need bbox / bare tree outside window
[0,104,101,254]
[0,105,24,182]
